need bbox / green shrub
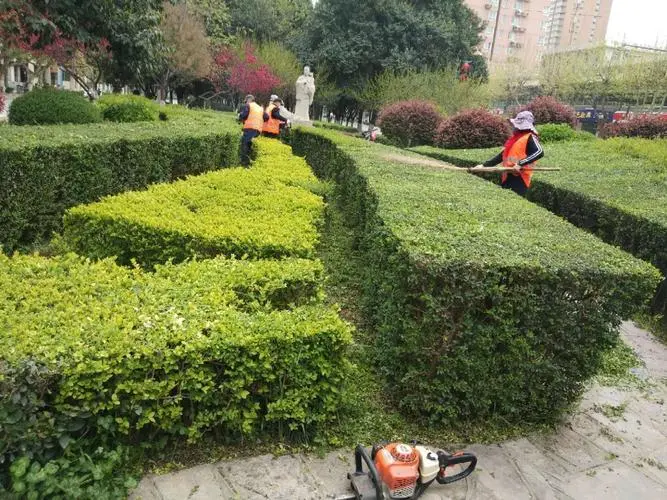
[536,123,577,142]
[8,87,102,125]
[97,94,159,122]
[0,110,239,252]
[293,127,660,425]
[410,140,667,319]
[63,140,323,267]
[0,252,351,490]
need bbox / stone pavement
[130,322,667,500]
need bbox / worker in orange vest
[263,96,288,138]
[473,110,544,196]
[238,94,269,166]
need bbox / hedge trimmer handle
[436,451,477,484]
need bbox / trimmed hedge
[8,87,102,126]
[292,127,660,425]
[0,253,351,482]
[313,121,359,134]
[97,94,160,122]
[411,140,667,317]
[599,115,667,139]
[63,140,323,267]
[0,110,239,252]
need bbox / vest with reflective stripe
[243,102,264,131]
[501,133,535,188]
[263,104,281,134]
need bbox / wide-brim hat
[509,110,537,133]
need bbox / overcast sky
[606,0,667,47]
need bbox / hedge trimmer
[336,442,477,500]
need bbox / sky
[606,0,667,47]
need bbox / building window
[50,72,58,86]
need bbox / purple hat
[510,110,537,133]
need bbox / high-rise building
[465,0,613,66]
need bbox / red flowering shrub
[377,100,443,147]
[434,108,510,149]
[599,115,667,139]
[521,96,576,128]
[211,42,280,103]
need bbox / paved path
[130,322,667,499]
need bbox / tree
[186,0,232,46]
[256,41,301,108]
[158,1,211,101]
[226,0,311,44]
[14,0,164,89]
[210,41,280,106]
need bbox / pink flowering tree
[211,41,280,106]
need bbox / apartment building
[465,0,613,66]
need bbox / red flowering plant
[211,41,280,106]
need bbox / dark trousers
[240,129,260,166]
[262,132,279,138]
[501,175,528,197]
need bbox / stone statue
[294,65,315,123]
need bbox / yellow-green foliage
[96,94,160,122]
[64,140,324,267]
[0,252,351,473]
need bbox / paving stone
[151,464,234,500]
[528,427,609,474]
[561,460,667,500]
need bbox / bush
[8,87,102,125]
[521,96,576,128]
[377,100,442,147]
[4,87,14,93]
[97,94,159,122]
[434,108,510,149]
[599,115,667,139]
[536,123,576,142]
[292,127,660,425]
[64,140,323,267]
[0,253,352,492]
[0,109,239,252]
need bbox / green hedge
[0,110,239,252]
[410,140,667,315]
[0,253,351,486]
[97,94,160,122]
[63,140,323,267]
[8,87,102,126]
[313,121,359,134]
[292,127,660,425]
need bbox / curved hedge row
[63,140,324,268]
[410,139,667,316]
[0,253,351,478]
[0,109,239,252]
[292,127,660,425]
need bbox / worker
[472,110,544,196]
[238,94,268,167]
[263,96,288,138]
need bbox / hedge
[0,253,351,484]
[0,109,239,252]
[292,127,660,425]
[63,140,323,267]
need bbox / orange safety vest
[501,133,536,188]
[263,104,281,135]
[243,102,264,131]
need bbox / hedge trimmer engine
[339,442,477,500]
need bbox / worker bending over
[238,94,268,166]
[263,96,289,138]
[474,111,544,196]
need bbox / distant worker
[263,96,288,138]
[473,110,544,196]
[238,94,268,166]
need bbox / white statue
[294,65,315,123]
